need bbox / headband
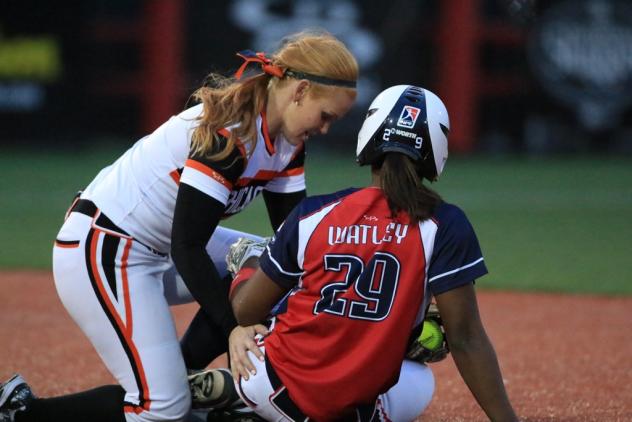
[235,50,357,88]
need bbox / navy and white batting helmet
[356,85,450,181]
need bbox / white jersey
[82,104,305,253]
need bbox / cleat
[0,375,35,422]
[189,369,240,410]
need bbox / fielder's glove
[226,237,270,276]
[406,303,450,364]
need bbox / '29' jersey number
[313,253,401,321]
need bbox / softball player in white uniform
[0,32,358,422]
[52,104,305,421]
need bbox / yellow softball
[419,319,443,351]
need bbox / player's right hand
[228,324,269,382]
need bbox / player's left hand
[228,324,269,382]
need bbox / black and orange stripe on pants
[52,208,190,421]
[84,228,150,413]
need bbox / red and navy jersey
[259,187,487,420]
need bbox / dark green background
[2,146,630,295]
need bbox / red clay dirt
[1,271,630,421]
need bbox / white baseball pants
[237,349,434,422]
[53,210,261,422]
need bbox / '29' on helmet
[356,85,450,181]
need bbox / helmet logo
[397,106,421,128]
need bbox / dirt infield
[1,271,630,421]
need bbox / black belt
[73,199,129,235]
[264,357,378,422]
[71,199,168,257]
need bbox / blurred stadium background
[1,0,631,294]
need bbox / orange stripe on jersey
[185,159,233,190]
[218,128,248,161]
[121,238,133,337]
[54,239,80,248]
[89,231,151,411]
[252,169,278,179]
[260,110,275,155]
[277,167,304,177]
[124,405,145,414]
[169,170,181,185]
[235,169,279,187]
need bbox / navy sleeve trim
[427,203,489,295]
[259,250,302,290]
[429,264,487,296]
[429,257,485,283]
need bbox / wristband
[229,267,256,299]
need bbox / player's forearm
[172,244,238,336]
[231,284,269,325]
[450,334,518,421]
[171,184,238,336]
[231,268,287,325]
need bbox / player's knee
[161,387,191,422]
[379,360,435,422]
[407,361,435,415]
[133,386,191,422]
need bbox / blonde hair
[190,31,359,161]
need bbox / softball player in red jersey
[226,86,519,421]
[0,32,357,422]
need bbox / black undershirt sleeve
[171,183,237,337]
[262,142,306,230]
[262,189,306,231]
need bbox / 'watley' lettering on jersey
[327,222,409,245]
